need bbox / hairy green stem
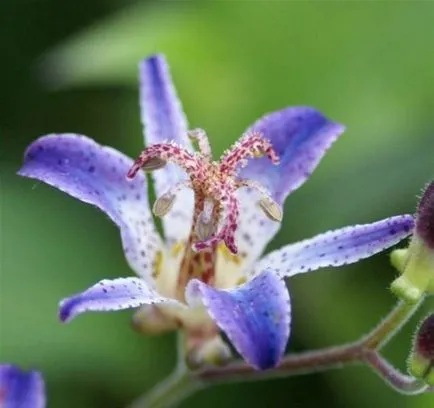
[362,300,421,350]
[128,368,203,408]
[363,351,429,395]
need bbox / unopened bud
[131,305,178,335]
[408,313,434,386]
[186,335,232,369]
[390,182,434,303]
[258,197,282,222]
[415,181,434,250]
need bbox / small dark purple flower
[0,364,45,408]
[416,181,434,249]
[18,54,414,370]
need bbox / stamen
[259,197,283,222]
[195,199,216,240]
[153,193,176,217]
[237,179,282,222]
[193,193,239,254]
[188,128,212,159]
[219,132,280,176]
[140,156,167,172]
[128,130,281,259]
[153,181,192,218]
[127,142,201,179]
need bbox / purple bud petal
[416,313,434,360]
[416,181,434,249]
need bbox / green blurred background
[1,0,433,407]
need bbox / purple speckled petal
[255,215,414,278]
[18,134,162,283]
[59,277,183,323]
[185,270,291,370]
[0,364,45,408]
[235,107,345,269]
[241,106,345,203]
[140,55,194,245]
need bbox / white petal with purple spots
[59,277,183,323]
[255,215,414,278]
[18,134,162,283]
[185,270,291,370]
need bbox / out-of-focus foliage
[1,1,433,407]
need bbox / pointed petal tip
[186,270,291,370]
[17,133,164,282]
[57,277,181,323]
[140,53,166,68]
[58,298,75,323]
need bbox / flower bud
[390,182,434,303]
[186,335,232,369]
[408,313,434,386]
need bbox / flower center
[127,129,282,291]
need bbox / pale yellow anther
[142,157,167,171]
[252,150,264,158]
[171,241,185,257]
[236,276,247,286]
[218,242,242,265]
[153,194,176,217]
[152,250,164,279]
[258,197,282,222]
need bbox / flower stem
[362,300,421,350]
[130,299,426,407]
[128,367,203,408]
[364,350,429,395]
[197,343,363,383]
[196,299,423,388]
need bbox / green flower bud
[390,182,434,303]
[408,313,434,386]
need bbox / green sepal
[390,236,434,303]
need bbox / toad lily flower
[0,364,45,408]
[19,54,415,370]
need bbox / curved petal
[139,54,194,244]
[185,270,291,370]
[59,277,183,323]
[0,364,45,408]
[18,134,162,283]
[241,106,345,203]
[235,107,345,269]
[255,215,414,278]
